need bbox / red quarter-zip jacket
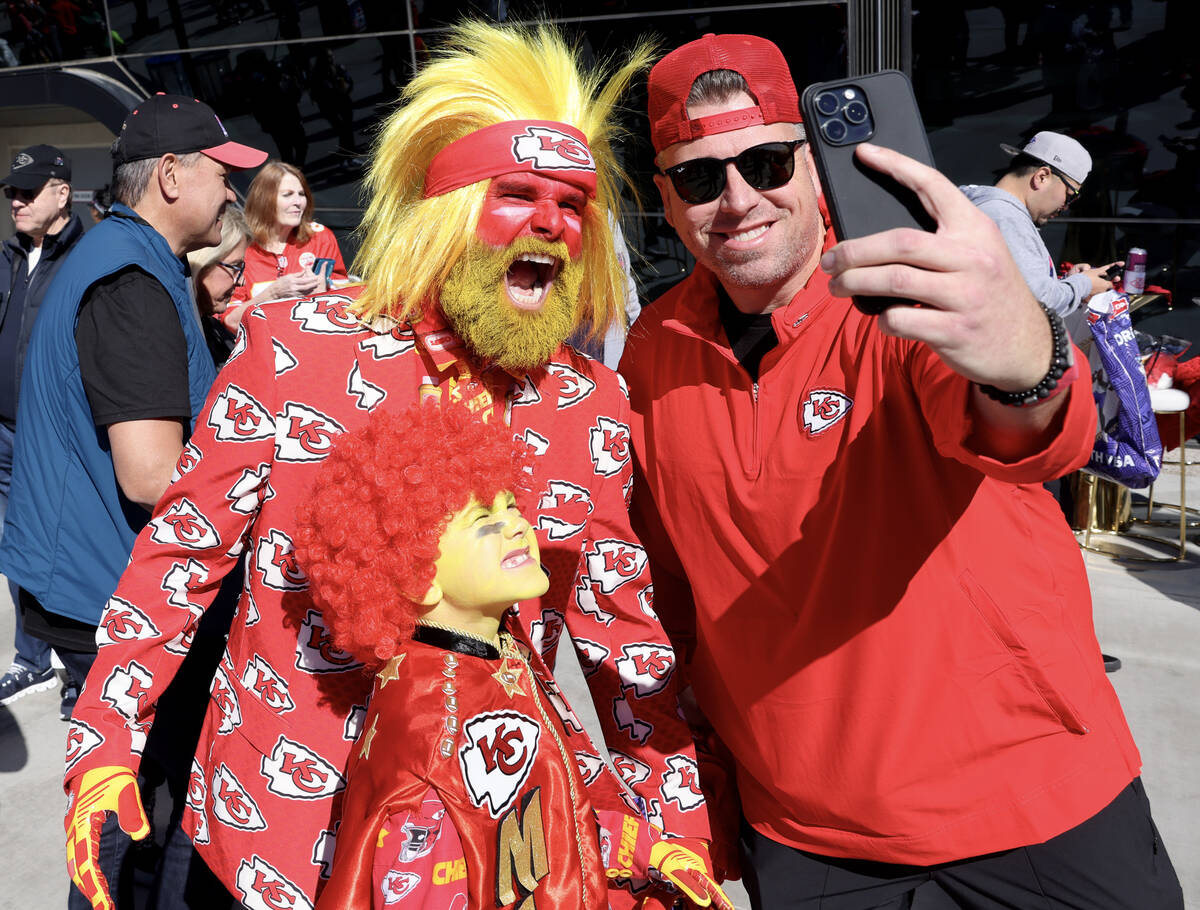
[621,263,1142,865]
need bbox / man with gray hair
[0,144,85,707]
[0,93,264,909]
[961,130,1121,316]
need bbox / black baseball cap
[2,144,72,190]
[113,93,267,169]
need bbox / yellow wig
[351,21,654,343]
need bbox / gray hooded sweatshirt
[959,184,1092,316]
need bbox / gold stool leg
[1084,473,1097,550]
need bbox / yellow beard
[440,237,583,373]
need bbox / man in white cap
[961,130,1122,316]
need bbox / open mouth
[505,253,562,312]
[500,547,533,570]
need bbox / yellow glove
[65,766,150,910]
[648,837,734,910]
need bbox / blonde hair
[351,21,654,343]
[245,161,315,247]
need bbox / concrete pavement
[2,457,1198,908]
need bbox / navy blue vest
[0,205,217,624]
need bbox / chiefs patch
[574,751,605,785]
[208,383,274,442]
[662,755,704,812]
[96,596,160,647]
[212,764,267,832]
[521,428,549,457]
[261,735,345,800]
[227,464,274,515]
[458,710,541,817]
[612,694,653,744]
[588,416,631,477]
[101,661,153,726]
[296,609,361,674]
[150,498,220,550]
[572,637,609,677]
[801,388,853,436]
[615,642,675,698]
[348,361,386,411]
[275,402,345,462]
[65,719,104,773]
[312,824,338,879]
[171,441,202,482]
[609,749,651,787]
[574,576,614,626]
[546,362,596,409]
[512,125,595,172]
[528,609,564,657]
[536,480,593,541]
[380,870,421,904]
[360,326,415,359]
[291,294,360,334]
[162,558,209,610]
[273,339,299,376]
[187,757,206,812]
[584,539,647,594]
[510,375,542,408]
[211,662,242,734]
[255,529,307,591]
[241,654,294,715]
[235,855,313,910]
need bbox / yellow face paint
[432,491,549,617]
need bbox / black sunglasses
[661,140,805,205]
[1052,170,1079,205]
[218,260,246,286]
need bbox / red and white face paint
[477,172,586,260]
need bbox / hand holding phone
[801,71,936,314]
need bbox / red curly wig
[294,403,537,666]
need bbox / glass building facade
[2,0,1198,327]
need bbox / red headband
[423,120,597,199]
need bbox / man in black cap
[0,94,265,910]
[0,144,85,708]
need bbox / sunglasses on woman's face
[661,140,805,205]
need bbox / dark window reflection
[3,0,110,63]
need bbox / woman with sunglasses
[187,205,253,367]
[231,160,347,314]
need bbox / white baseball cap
[1001,131,1092,184]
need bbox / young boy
[295,404,731,910]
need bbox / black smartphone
[1103,263,1123,281]
[800,71,937,314]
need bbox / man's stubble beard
[439,237,584,373]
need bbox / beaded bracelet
[976,301,1075,407]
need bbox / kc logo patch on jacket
[801,388,853,436]
[458,710,541,817]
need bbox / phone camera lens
[822,118,847,143]
[844,100,869,124]
[815,92,840,116]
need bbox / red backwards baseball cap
[648,33,802,155]
[113,93,267,169]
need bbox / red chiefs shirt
[319,626,650,910]
[621,264,1142,865]
[66,289,707,908]
[233,224,348,304]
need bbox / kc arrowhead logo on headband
[512,126,595,171]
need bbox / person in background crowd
[0,93,266,910]
[228,160,346,325]
[0,143,84,707]
[186,204,251,366]
[623,33,1183,909]
[88,183,112,223]
[61,24,713,910]
[961,131,1121,320]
